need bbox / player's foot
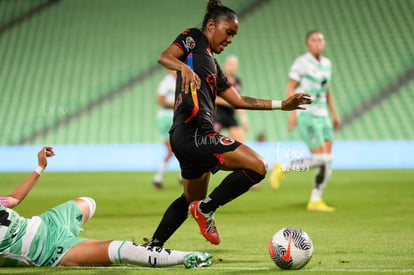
[307,200,335,212]
[189,201,220,245]
[184,252,212,268]
[142,237,163,248]
[249,184,261,191]
[153,181,163,189]
[270,163,284,190]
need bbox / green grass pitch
[0,169,413,274]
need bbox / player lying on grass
[0,146,211,268]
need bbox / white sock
[283,154,326,171]
[310,154,332,202]
[310,187,323,202]
[108,241,189,267]
[153,162,167,182]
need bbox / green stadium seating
[337,82,414,140]
[0,0,413,145]
[217,0,414,141]
[0,0,49,27]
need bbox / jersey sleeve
[172,28,200,57]
[288,57,305,82]
[0,197,10,207]
[215,60,232,95]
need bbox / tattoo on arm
[242,96,267,109]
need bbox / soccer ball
[269,227,313,270]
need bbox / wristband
[34,166,44,176]
[271,100,282,110]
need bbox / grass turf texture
[0,169,413,274]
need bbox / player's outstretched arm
[1,146,55,208]
[220,86,312,111]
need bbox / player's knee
[254,157,268,176]
[77,197,96,221]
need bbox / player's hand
[37,146,55,169]
[333,115,341,130]
[281,93,312,111]
[288,112,297,131]
[181,65,201,94]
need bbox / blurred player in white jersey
[270,31,340,212]
[153,70,178,189]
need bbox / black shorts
[215,109,239,129]
[170,124,241,179]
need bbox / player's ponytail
[201,0,237,31]
[207,0,222,11]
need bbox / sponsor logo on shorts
[194,129,235,148]
[219,136,235,146]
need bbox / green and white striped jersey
[289,52,332,117]
[0,205,44,266]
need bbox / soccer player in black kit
[146,0,312,247]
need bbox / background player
[145,0,312,248]
[215,55,260,190]
[270,30,340,212]
[0,146,211,268]
[215,55,249,142]
[153,70,178,189]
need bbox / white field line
[67,266,414,273]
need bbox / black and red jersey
[170,28,232,131]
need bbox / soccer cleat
[189,201,220,245]
[249,184,261,191]
[307,200,335,212]
[153,181,163,189]
[270,163,284,190]
[142,237,163,248]
[183,252,212,268]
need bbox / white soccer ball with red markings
[269,227,313,270]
